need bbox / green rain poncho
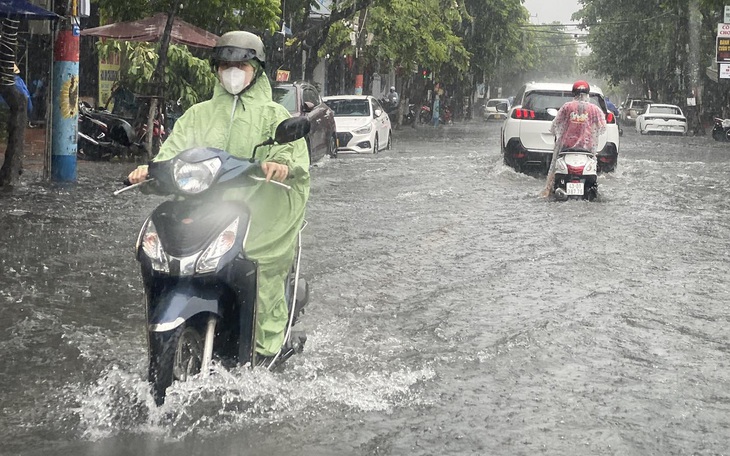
[153,70,310,356]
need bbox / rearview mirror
[374,109,383,117]
[302,101,316,113]
[274,117,311,144]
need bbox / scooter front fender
[148,284,224,332]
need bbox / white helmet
[212,31,266,69]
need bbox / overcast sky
[522,0,582,25]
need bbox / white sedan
[322,95,392,154]
[635,103,687,135]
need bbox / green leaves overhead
[95,39,216,110]
[365,0,469,74]
[96,0,282,34]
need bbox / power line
[520,11,674,28]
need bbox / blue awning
[0,0,58,20]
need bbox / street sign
[725,6,730,23]
[720,63,730,79]
[717,36,730,62]
[718,23,730,37]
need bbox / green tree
[573,0,689,103]
[97,0,282,34]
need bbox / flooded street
[2,120,730,455]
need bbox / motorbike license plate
[566,181,584,195]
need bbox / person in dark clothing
[0,64,33,118]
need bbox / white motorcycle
[552,149,598,201]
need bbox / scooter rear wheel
[148,323,204,406]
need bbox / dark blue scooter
[118,117,311,405]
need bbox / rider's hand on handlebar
[261,161,289,182]
[128,165,149,184]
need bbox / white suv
[500,82,620,173]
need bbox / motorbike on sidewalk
[116,117,312,405]
[77,101,139,160]
[551,148,599,201]
[418,104,432,124]
[711,117,730,141]
[403,103,418,127]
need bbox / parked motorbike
[712,117,730,141]
[418,104,432,124]
[552,149,599,201]
[403,103,417,126]
[117,117,312,405]
[77,101,138,160]
[443,106,453,125]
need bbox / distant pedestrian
[432,95,440,127]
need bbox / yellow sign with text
[98,52,120,109]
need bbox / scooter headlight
[196,218,239,273]
[141,221,169,272]
[173,157,222,194]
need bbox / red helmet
[572,80,590,96]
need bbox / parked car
[321,95,392,154]
[482,98,511,121]
[635,103,687,135]
[619,98,652,125]
[501,82,620,173]
[272,81,337,162]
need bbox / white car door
[371,99,389,148]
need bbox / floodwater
[2,121,730,455]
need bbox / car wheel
[372,135,379,154]
[328,135,337,158]
[724,129,730,142]
[385,131,392,150]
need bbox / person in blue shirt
[0,64,33,118]
[605,96,623,136]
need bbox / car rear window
[523,91,605,120]
[649,106,682,115]
[272,87,297,113]
[271,87,298,113]
[326,99,371,117]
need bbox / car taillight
[512,109,535,119]
[606,112,615,123]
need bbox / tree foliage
[573,0,694,103]
[95,40,216,110]
[96,0,282,34]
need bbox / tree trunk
[144,1,180,159]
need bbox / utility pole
[353,8,368,95]
[51,14,79,182]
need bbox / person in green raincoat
[127,31,310,359]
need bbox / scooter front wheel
[148,323,204,406]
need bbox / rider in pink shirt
[550,80,606,153]
[542,80,606,197]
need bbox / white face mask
[218,67,248,95]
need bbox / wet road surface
[1,121,730,455]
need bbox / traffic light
[421,69,431,79]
